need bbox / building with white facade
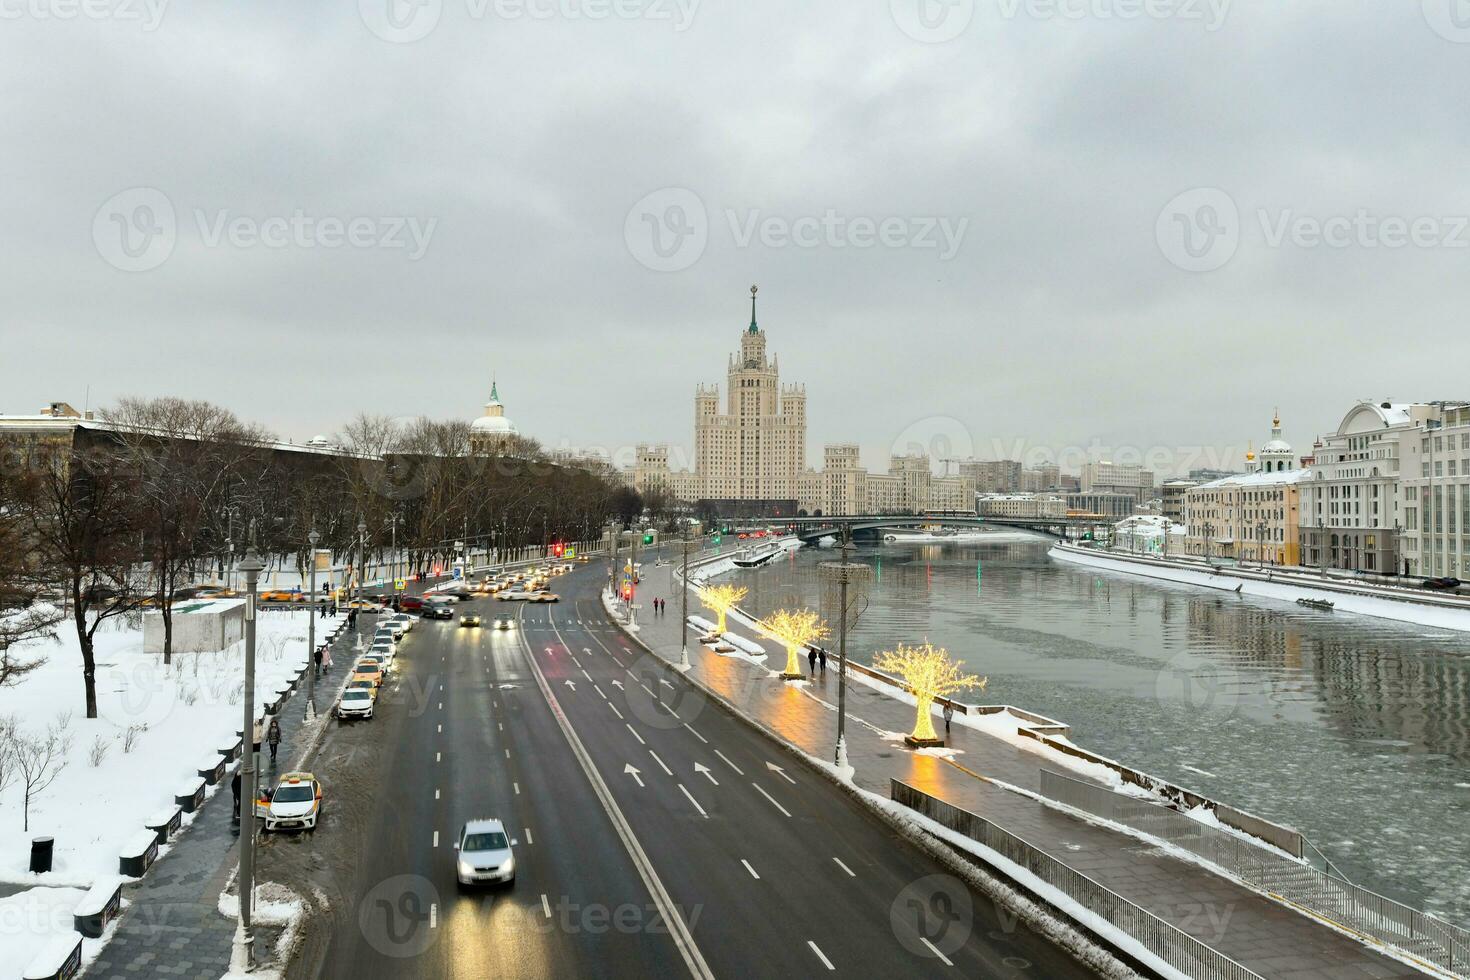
[977,493,1068,519]
[1398,402,1470,578]
[1080,461,1154,508]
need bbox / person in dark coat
[807,646,818,675]
[231,768,242,821]
[818,647,828,673]
[267,716,282,764]
[313,644,323,678]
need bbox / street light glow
[872,641,986,744]
[698,583,748,634]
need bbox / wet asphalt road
[268,562,1098,979]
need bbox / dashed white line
[430,903,438,928]
[437,724,442,733]
[525,827,534,844]
[541,893,551,918]
[649,750,673,776]
[833,857,856,878]
[504,748,510,758]
[436,752,441,763]
[714,750,745,776]
[581,669,592,682]
[435,788,441,800]
[808,940,834,970]
[438,702,443,711]
[626,724,645,745]
[741,859,759,879]
[609,703,624,720]
[678,783,708,818]
[595,684,607,700]
[432,830,439,848]
[920,937,954,966]
[683,723,708,743]
[752,783,791,817]
[498,722,504,731]
[514,781,521,795]
[639,683,655,697]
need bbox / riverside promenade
[618,557,1439,980]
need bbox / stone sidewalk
[84,614,360,980]
[624,560,1427,980]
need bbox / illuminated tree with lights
[698,584,748,633]
[759,608,830,679]
[872,641,986,745]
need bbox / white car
[377,621,407,641]
[455,818,515,886]
[388,613,415,633]
[263,772,322,832]
[337,688,375,720]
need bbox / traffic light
[553,542,564,557]
[622,584,633,601]
[642,533,654,545]
[712,533,721,545]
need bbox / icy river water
[731,533,1470,924]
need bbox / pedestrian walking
[267,716,281,765]
[818,646,828,673]
[231,768,242,822]
[313,644,323,678]
[943,701,954,736]
[807,646,818,675]
[330,600,339,617]
[322,645,333,672]
[251,718,264,757]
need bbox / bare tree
[14,726,68,832]
[12,440,143,718]
[0,468,61,686]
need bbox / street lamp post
[231,538,265,973]
[679,530,692,669]
[835,536,854,771]
[305,529,320,724]
[355,519,367,653]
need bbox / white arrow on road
[624,763,644,787]
[611,679,624,689]
[659,678,674,689]
[766,761,797,785]
[694,762,719,786]
[564,679,576,691]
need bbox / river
[731,533,1470,924]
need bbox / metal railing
[891,779,1264,980]
[1038,769,1470,976]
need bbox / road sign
[452,567,463,580]
[394,579,407,592]
[565,546,577,559]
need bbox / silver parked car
[455,818,515,887]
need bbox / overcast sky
[4,1,1469,476]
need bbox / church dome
[470,380,517,441]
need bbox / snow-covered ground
[0,609,324,977]
[1051,544,1470,632]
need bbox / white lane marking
[609,702,624,720]
[694,762,718,786]
[505,748,510,758]
[766,761,796,785]
[541,894,552,918]
[833,857,856,878]
[626,724,645,745]
[536,594,714,978]
[581,669,592,682]
[920,937,954,966]
[436,752,441,763]
[741,859,759,879]
[639,683,655,697]
[683,723,708,744]
[714,750,745,776]
[595,684,607,700]
[624,764,644,787]
[514,781,521,795]
[437,724,442,733]
[808,941,834,971]
[649,750,673,776]
[432,830,439,848]
[435,789,440,800]
[571,656,581,668]
[564,679,577,691]
[753,783,791,817]
[498,722,503,731]
[430,903,438,928]
[611,679,624,690]
[678,783,708,818]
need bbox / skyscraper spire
[749,283,759,334]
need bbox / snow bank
[0,611,321,887]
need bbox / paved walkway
[625,560,1427,980]
[86,614,359,980]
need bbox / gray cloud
[2,0,1467,473]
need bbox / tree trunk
[74,601,98,719]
